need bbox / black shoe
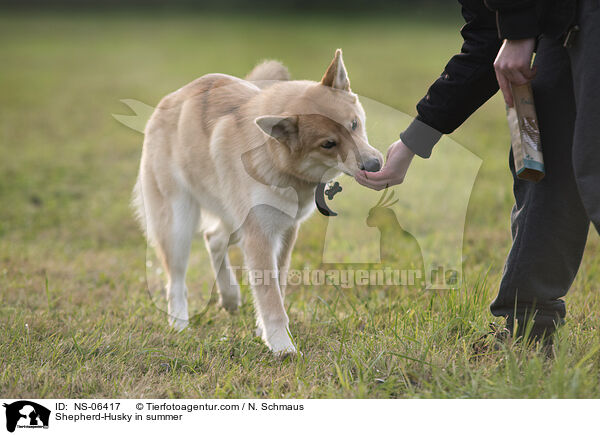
[472,321,556,358]
[506,317,559,348]
[471,323,511,357]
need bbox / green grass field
[1,11,599,398]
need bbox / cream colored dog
[133,49,382,356]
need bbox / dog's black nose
[361,158,381,172]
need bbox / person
[355,0,599,341]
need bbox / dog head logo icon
[3,401,50,432]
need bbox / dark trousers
[490,1,600,335]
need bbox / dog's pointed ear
[321,49,350,91]
[255,115,299,148]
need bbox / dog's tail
[245,60,290,86]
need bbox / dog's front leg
[242,219,296,356]
[278,225,298,300]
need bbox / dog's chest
[250,184,315,233]
[295,190,317,222]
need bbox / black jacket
[401,0,577,158]
[485,0,577,40]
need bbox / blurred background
[2,0,451,12]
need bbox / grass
[1,11,599,399]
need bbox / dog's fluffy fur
[133,49,383,355]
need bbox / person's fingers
[354,173,387,190]
[353,170,371,182]
[522,64,537,80]
[495,70,513,107]
[355,168,392,183]
[354,170,382,185]
[505,69,530,86]
[355,171,389,189]
[355,170,404,190]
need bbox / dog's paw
[167,294,189,331]
[264,327,297,357]
[219,295,240,313]
[274,347,300,360]
[169,315,189,332]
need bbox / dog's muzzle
[360,157,382,172]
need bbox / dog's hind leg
[163,192,199,330]
[204,223,241,312]
[164,193,199,330]
[139,172,199,331]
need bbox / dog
[133,49,383,356]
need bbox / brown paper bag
[507,83,545,182]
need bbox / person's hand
[354,139,415,190]
[494,38,537,107]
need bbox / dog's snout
[360,158,382,172]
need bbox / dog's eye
[351,119,358,131]
[321,140,337,149]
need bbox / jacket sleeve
[484,0,541,40]
[400,1,501,158]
